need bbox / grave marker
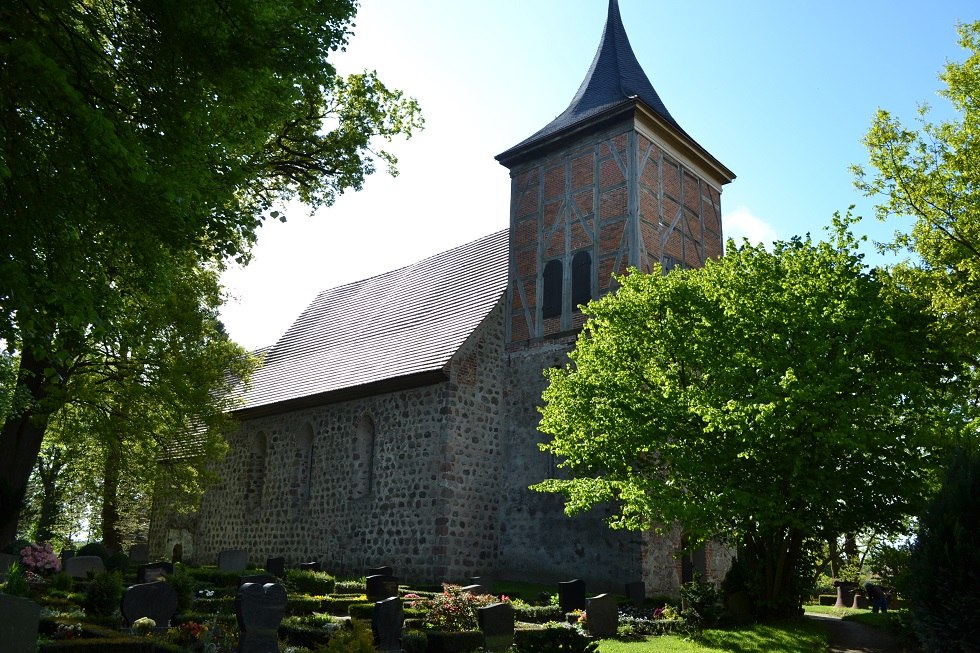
[625,581,645,608]
[137,561,174,584]
[298,560,321,572]
[236,581,288,653]
[266,556,286,578]
[217,549,248,572]
[366,574,399,601]
[585,593,618,638]
[478,602,514,652]
[0,593,40,653]
[128,543,150,565]
[558,579,586,613]
[64,555,105,579]
[367,565,393,577]
[121,580,178,629]
[461,584,487,596]
[372,596,404,653]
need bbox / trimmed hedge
[183,566,242,588]
[286,568,336,595]
[347,602,375,620]
[514,624,598,653]
[424,631,485,653]
[513,604,563,623]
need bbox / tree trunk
[0,350,62,545]
[743,526,807,620]
[100,431,123,552]
[34,446,66,543]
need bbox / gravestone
[366,574,399,601]
[121,580,178,628]
[558,579,586,613]
[478,602,515,652]
[241,573,279,588]
[833,581,857,609]
[60,548,75,566]
[0,593,41,653]
[266,556,286,578]
[129,543,150,565]
[585,593,618,638]
[137,561,174,584]
[367,565,393,577]
[372,596,404,653]
[64,555,105,579]
[298,561,321,572]
[470,576,493,592]
[625,581,645,608]
[236,581,288,653]
[217,549,248,572]
[461,584,488,596]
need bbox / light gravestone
[121,580,178,629]
[218,549,248,572]
[478,602,514,652]
[558,579,586,613]
[585,594,618,638]
[137,561,174,584]
[625,581,645,608]
[366,574,399,601]
[64,555,105,579]
[236,581,288,653]
[372,596,404,653]
[461,584,487,597]
[128,543,150,565]
[0,593,41,653]
[266,556,286,578]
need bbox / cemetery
[0,541,711,653]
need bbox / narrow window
[245,432,267,511]
[571,251,592,310]
[353,415,375,499]
[542,259,563,319]
[294,424,314,510]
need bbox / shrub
[20,542,61,574]
[77,542,111,562]
[1,538,30,555]
[166,563,196,612]
[286,568,336,595]
[402,629,428,653]
[422,585,500,632]
[513,623,598,653]
[50,571,74,591]
[347,603,375,620]
[680,573,723,631]
[317,619,376,653]
[513,604,563,624]
[335,578,366,593]
[908,447,980,652]
[83,570,123,618]
[105,551,129,574]
[424,630,485,653]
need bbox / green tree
[854,20,980,434]
[0,0,422,543]
[533,220,957,618]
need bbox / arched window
[571,251,592,310]
[293,423,315,510]
[245,432,267,511]
[352,415,375,499]
[542,259,563,319]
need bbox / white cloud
[724,206,778,249]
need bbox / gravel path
[806,612,912,653]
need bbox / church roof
[236,229,509,415]
[499,0,686,160]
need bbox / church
[150,0,736,595]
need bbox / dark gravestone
[558,579,586,613]
[470,577,493,592]
[585,593,618,638]
[241,573,278,588]
[478,602,514,652]
[218,549,248,572]
[0,593,41,653]
[129,543,150,565]
[367,565,394,577]
[625,581,645,608]
[236,582,288,653]
[298,561,321,572]
[461,584,488,596]
[366,574,399,601]
[64,555,105,579]
[266,556,286,578]
[137,561,174,584]
[372,596,404,653]
[121,580,178,628]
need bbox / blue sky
[220,0,978,350]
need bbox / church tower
[496,0,734,347]
[496,0,736,592]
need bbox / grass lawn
[598,619,827,653]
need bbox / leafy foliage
[286,569,337,596]
[534,218,957,618]
[417,584,500,632]
[907,447,980,652]
[83,570,124,618]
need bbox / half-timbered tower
[496,0,734,346]
[151,0,736,596]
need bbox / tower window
[571,251,592,310]
[542,259,563,319]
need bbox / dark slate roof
[237,229,509,413]
[499,0,686,161]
